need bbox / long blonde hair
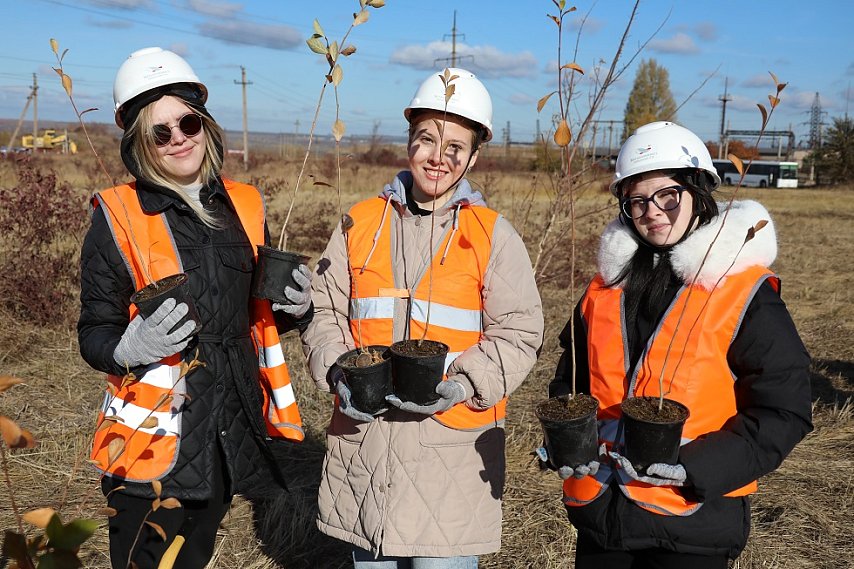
[125,97,225,227]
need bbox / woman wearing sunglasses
[77,47,312,568]
[546,121,812,568]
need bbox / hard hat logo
[610,121,720,196]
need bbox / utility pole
[591,119,620,158]
[234,66,252,170]
[434,11,473,69]
[8,86,34,149]
[718,77,731,159]
[32,73,39,149]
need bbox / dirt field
[0,150,851,568]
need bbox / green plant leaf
[312,19,324,37]
[306,36,327,55]
[537,91,556,113]
[37,550,84,569]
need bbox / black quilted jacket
[78,175,310,501]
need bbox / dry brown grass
[1,151,851,568]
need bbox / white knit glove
[272,264,311,317]
[113,298,196,368]
[609,451,687,487]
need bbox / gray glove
[113,298,196,368]
[558,461,600,480]
[272,264,311,317]
[385,380,467,415]
[334,370,384,422]
[609,451,687,487]
[534,446,600,480]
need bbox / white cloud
[509,93,536,105]
[82,0,154,9]
[649,32,699,55]
[566,16,604,34]
[742,74,774,89]
[85,16,133,28]
[728,94,762,113]
[784,90,822,111]
[390,41,537,79]
[185,0,243,18]
[168,43,190,57]
[197,21,302,50]
[687,22,717,41]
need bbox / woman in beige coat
[301,69,543,568]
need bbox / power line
[434,11,473,69]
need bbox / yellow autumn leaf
[152,498,161,511]
[757,104,768,127]
[367,0,385,6]
[554,119,571,147]
[146,520,167,541]
[23,507,56,529]
[61,73,72,97]
[108,437,125,464]
[331,65,343,87]
[353,9,369,25]
[0,375,24,394]
[332,119,346,142]
[561,62,585,74]
[727,154,744,176]
[0,416,22,446]
[152,480,162,497]
[160,497,182,509]
[140,416,158,429]
[98,507,118,517]
[341,45,357,56]
[537,92,556,113]
[50,38,59,55]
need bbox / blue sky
[2,0,852,148]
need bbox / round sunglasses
[151,113,203,147]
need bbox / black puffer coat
[78,175,310,501]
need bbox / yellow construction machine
[20,129,78,154]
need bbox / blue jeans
[352,548,478,569]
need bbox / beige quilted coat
[301,174,543,557]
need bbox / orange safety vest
[90,179,303,482]
[346,196,506,431]
[563,266,778,516]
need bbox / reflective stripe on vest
[563,266,778,516]
[91,180,303,482]
[347,197,506,430]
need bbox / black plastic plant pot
[251,245,311,303]
[130,273,202,336]
[620,396,690,474]
[535,394,600,469]
[388,339,450,406]
[336,346,392,415]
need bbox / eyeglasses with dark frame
[151,113,203,147]
[620,185,687,219]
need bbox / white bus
[712,159,798,188]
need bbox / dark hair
[612,168,719,325]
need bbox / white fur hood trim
[598,200,777,290]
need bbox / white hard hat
[113,47,207,128]
[610,121,720,196]
[404,68,493,142]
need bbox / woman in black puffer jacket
[78,47,311,569]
